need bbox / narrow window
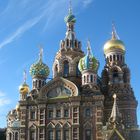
[56,110,61,118]
[64,130,69,140]
[76,63,81,77]
[64,61,69,77]
[110,55,112,62]
[64,109,69,117]
[117,55,119,61]
[48,110,53,118]
[48,130,53,140]
[56,130,61,140]
[85,129,91,140]
[87,75,89,83]
[90,75,93,83]
[113,55,115,61]
[85,108,91,117]
[30,111,35,120]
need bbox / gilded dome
[78,41,99,73]
[104,39,125,54]
[19,83,29,94]
[30,48,50,78]
[104,23,125,54]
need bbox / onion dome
[19,70,30,94]
[103,24,125,54]
[78,41,99,73]
[64,1,76,23]
[30,48,50,78]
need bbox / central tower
[52,4,84,86]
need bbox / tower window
[117,55,119,61]
[113,55,116,61]
[85,108,91,117]
[39,80,41,88]
[110,55,112,62]
[84,76,86,83]
[90,75,93,83]
[64,61,69,77]
[76,63,81,77]
[87,75,89,83]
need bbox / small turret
[78,40,99,86]
[19,70,29,100]
[30,47,50,90]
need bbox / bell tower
[52,2,84,86]
[102,24,138,128]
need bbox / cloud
[0,0,93,49]
[83,0,93,8]
[0,14,45,49]
[0,91,11,106]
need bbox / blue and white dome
[78,41,99,73]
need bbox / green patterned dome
[30,60,50,78]
[64,14,76,23]
[30,48,50,78]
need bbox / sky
[0,0,140,128]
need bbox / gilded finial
[69,0,72,15]
[23,70,27,84]
[112,22,119,40]
[38,45,43,62]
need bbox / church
[6,3,139,140]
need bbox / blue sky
[0,0,140,127]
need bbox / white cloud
[83,0,93,8]
[0,91,11,106]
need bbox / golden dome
[19,83,29,94]
[104,23,125,54]
[104,39,125,54]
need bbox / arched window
[48,130,53,140]
[87,75,89,83]
[110,55,112,62]
[85,129,91,140]
[63,123,70,140]
[76,62,80,77]
[15,132,18,140]
[117,55,119,61]
[39,80,41,88]
[30,128,36,140]
[64,61,69,77]
[90,75,93,83]
[55,124,62,140]
[84,76,86,83]
[113,69,119,83]
[113,55,116,61]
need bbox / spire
[112,22,119,40]
[38,46,43,62]
[23,70,27,84]
[109,94,122,127]
[69,0,72,15]
[87,39,93,56]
